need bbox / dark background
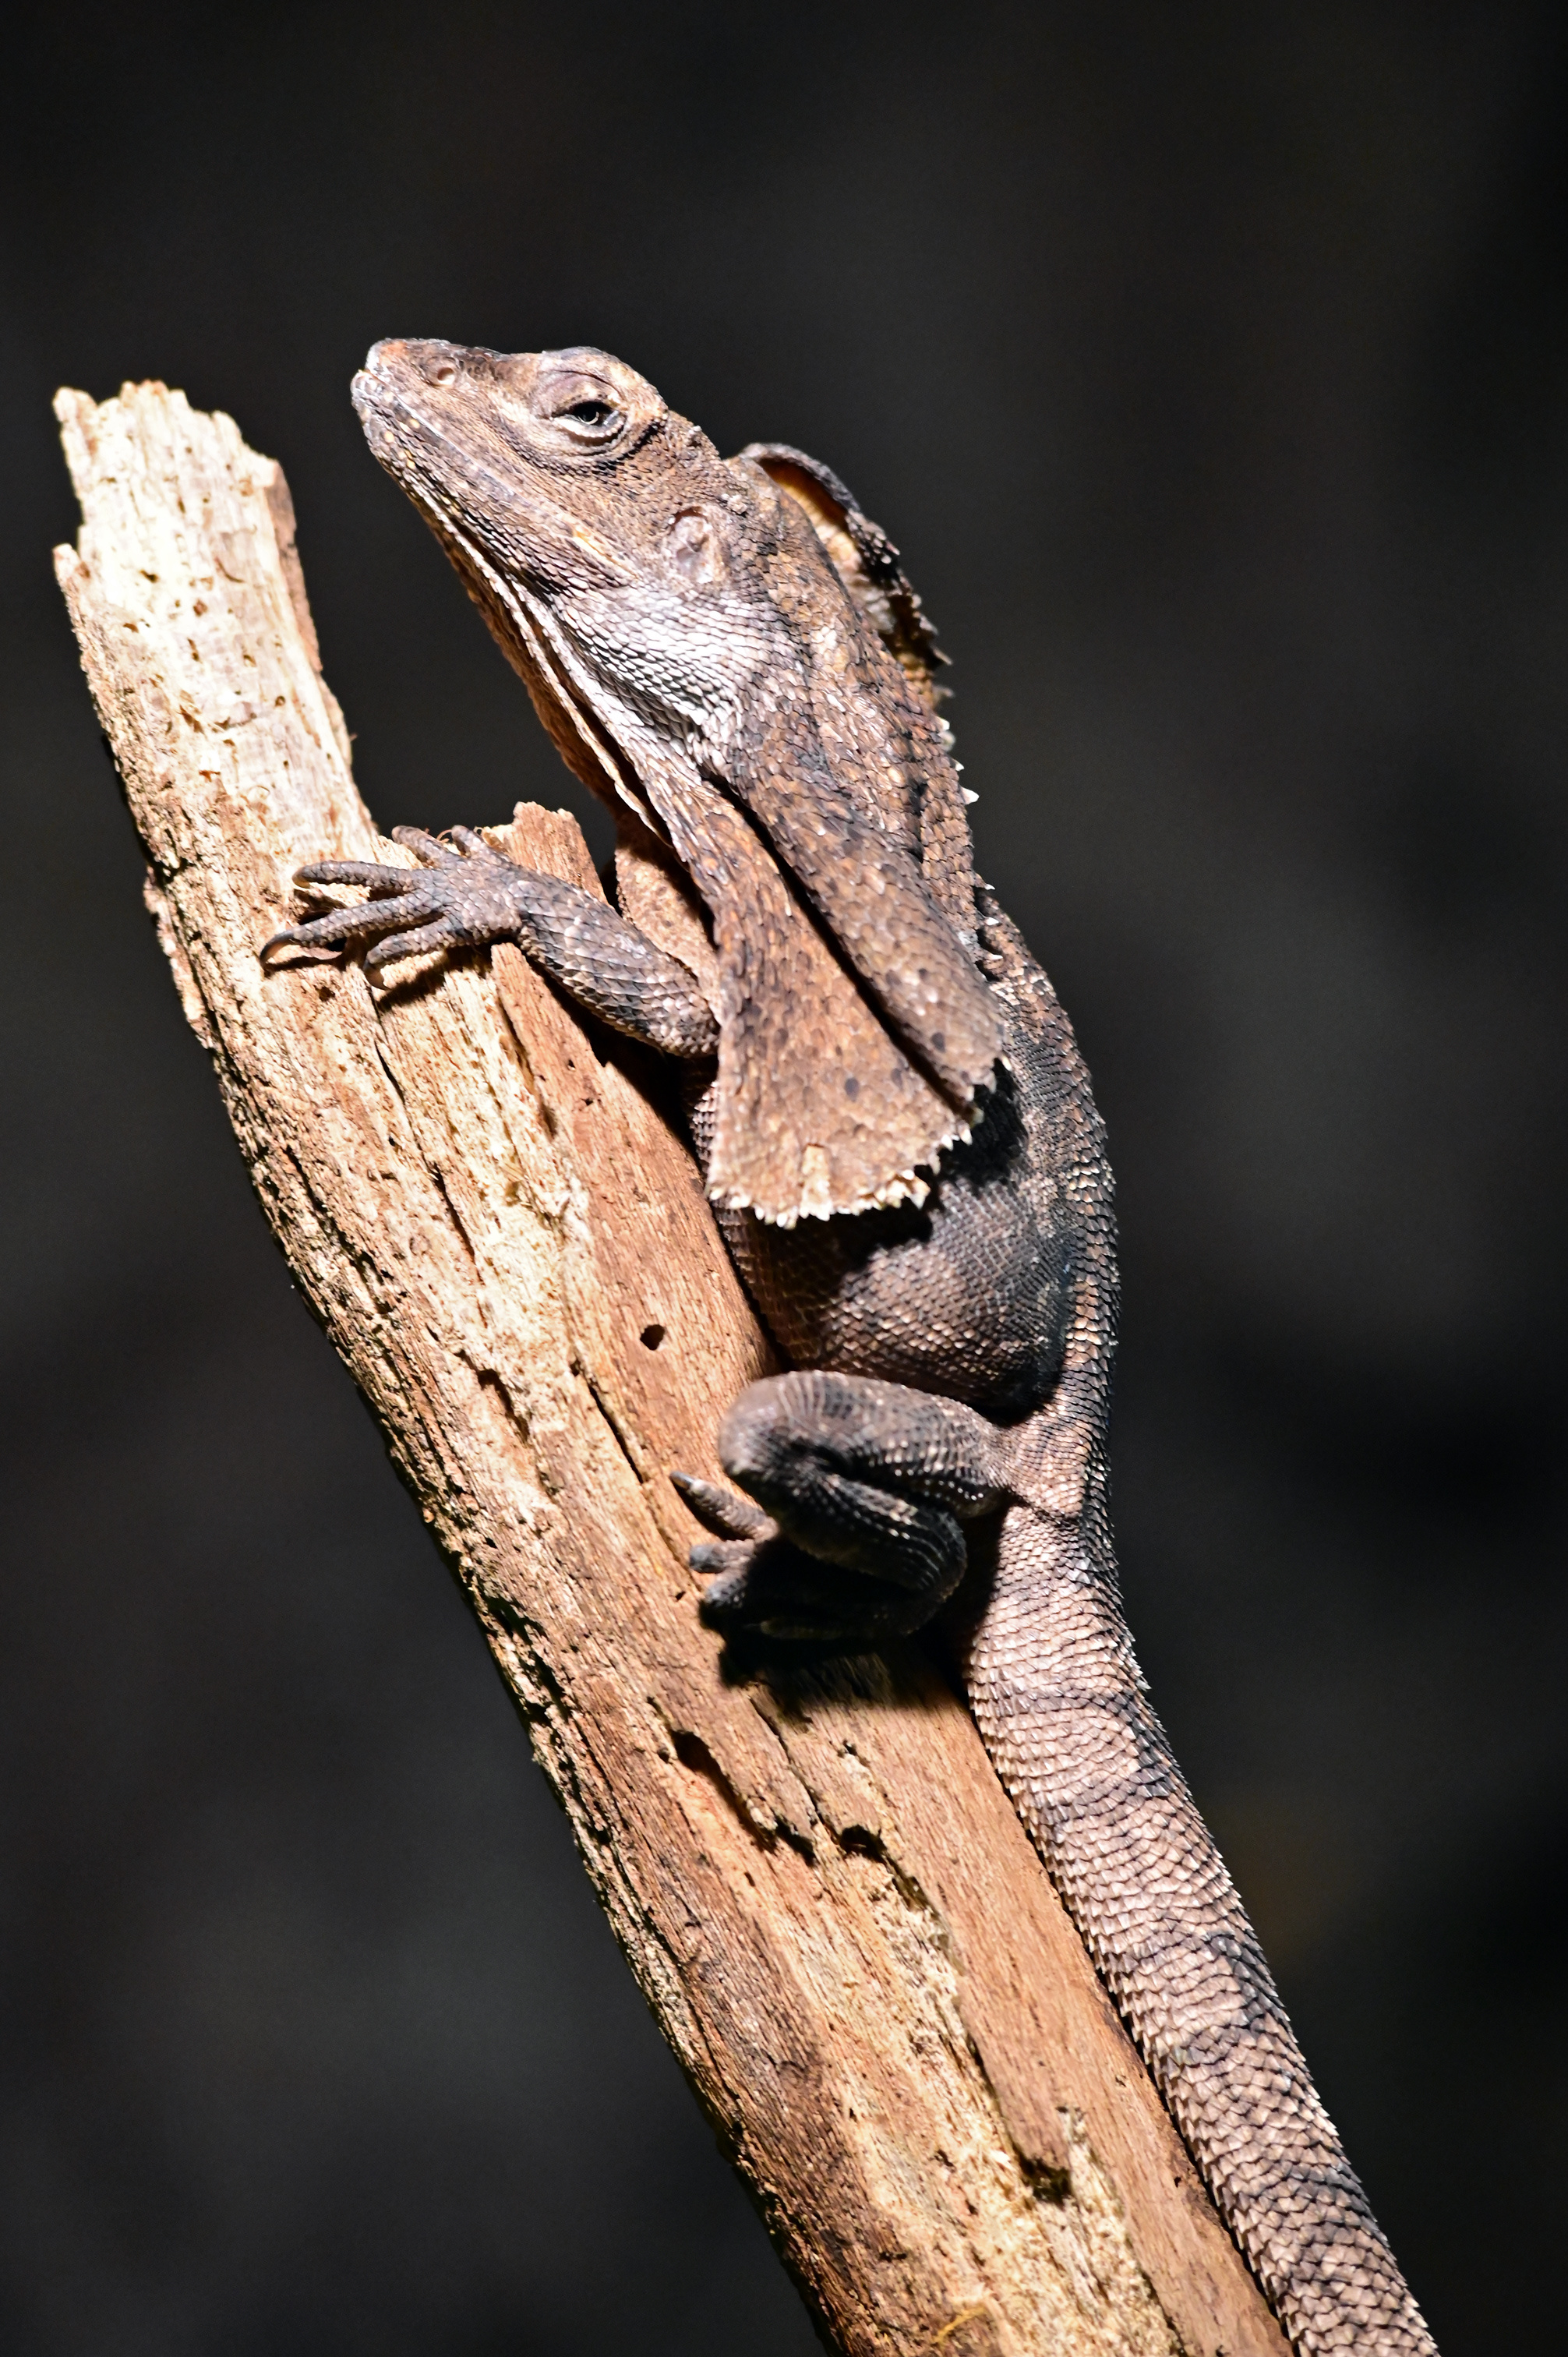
[4,4,1565,2351]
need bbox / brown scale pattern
[968,1505,1437,2355]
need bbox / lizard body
[264,341,1435,2356]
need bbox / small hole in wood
[640,1323,666,1350]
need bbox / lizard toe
[673,1471,773,1539]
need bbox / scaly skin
[263,339,1436,2355]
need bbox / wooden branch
[55,380,1286,2357]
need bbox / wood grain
[54,379,1287,2357]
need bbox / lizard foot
[260,827,719,1056]
[691,1371,1012,1645]
[260,827,546,970]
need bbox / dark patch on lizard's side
[712,1049,1075,1422]
[261,338,1438,2357]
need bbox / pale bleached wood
[54,380,1287,2357]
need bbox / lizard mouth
[350,343,434,476]
[350,337,411,429]
[348,350,423,499]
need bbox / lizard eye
[542,377,628,442]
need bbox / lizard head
[352,337,782,811]
[353,339,688,588]
[353,342,947,694]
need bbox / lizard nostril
[425,358,457,387]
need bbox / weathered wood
[54,380,1287,2357]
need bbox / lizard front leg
[263,826,719,1060]
[683,1369,1012,1643]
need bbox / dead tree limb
[54,380,1286,2357]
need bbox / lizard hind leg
[695,1370,1012,1645]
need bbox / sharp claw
[260,924,316,960]
[449,825,493,857]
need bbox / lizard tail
[961,1484,1437,2357]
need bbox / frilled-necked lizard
[263,341,1436,2357]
